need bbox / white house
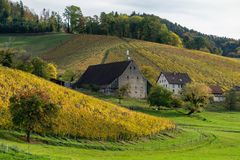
[209,85,225,102]
[157,72,191,94]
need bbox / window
[130,67,132,70]
[127,76,129,79]
[137,76,139,80]
[134,67,136,70]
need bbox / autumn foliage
[0,67,175,140]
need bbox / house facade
[209,85,225,102]
[74,60,149,99]
[157,72,191,94]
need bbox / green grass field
[1,109,240,160]
[0,33,73,55]
[0,93,239,160]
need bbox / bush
[148,86,173,108]
[225,88,240,111]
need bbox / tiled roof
[74,60,132,87]
[161,72,191,85]
[209,85,224,94]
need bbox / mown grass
[0,33,73,55]
[0,110,240,160]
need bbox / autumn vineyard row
[0,66,175,140]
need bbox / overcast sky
[16,0,240,39]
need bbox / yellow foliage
[46,63,58,79]
[0,67,175,140]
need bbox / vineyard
[0,66,175,140]
[0,33,239,88]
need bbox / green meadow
[1,107,240,160]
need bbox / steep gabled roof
[209,85,224,94]
[74,60,132,87]
[161,72,191,85]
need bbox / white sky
[15,0,240,39]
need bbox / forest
[0,0,240,57]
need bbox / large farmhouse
[157,72,191,94]
[74,60,150,99]
[208,85,225,102]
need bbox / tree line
[1,0,240,57]
[162,19,240,57]
[0,0,62,33]
[0,48,57,80]
[63,7,183,47]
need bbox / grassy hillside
[0,33,73,55]
[0,66,174,140]
[0,33,239,89]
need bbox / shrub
[148,86,173,108]
[225,88,240,111]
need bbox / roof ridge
[89,60,132,67]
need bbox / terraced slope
[106,39,240,89]
[0,66,174,140]
[42,34,125,72]
[0,34,239,89]
[42,34,240,89]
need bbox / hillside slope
[43,34,240,89]
[0,66,174,140]
[0,34,239,89]
[0,33,73,55]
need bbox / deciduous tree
[182,83,210,115]
[9,89,60,143]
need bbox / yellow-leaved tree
[46,63,58,79]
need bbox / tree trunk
[118,98,121,104]
[187,109,195,115]
[26,130,31,143]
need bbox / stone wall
[118,61,148,99]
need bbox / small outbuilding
[209,85,225,102]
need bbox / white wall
[157,74,183,94]
[213,95,225,102]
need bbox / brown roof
[161,72,191,85]
[209,85,224,94]
[74,61,132,87]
